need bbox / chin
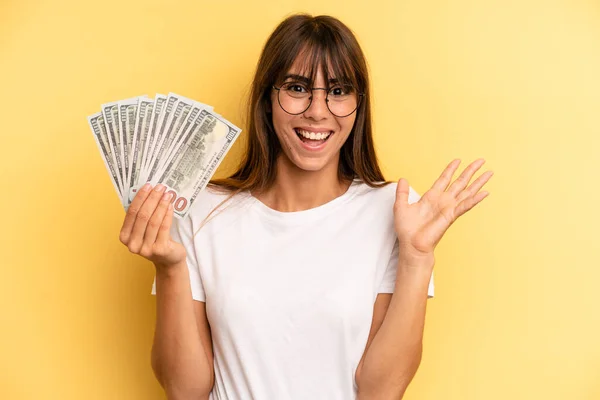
[289,154,334,173]
[296,161,327,172]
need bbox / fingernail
[154,184,165,192]
[162,192,173,202]
[142,183,151,191]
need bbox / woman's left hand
[394,158,494,263]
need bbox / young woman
[119,13,493,400]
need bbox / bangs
[273,27,363,91]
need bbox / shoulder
[181,184,249,228]
[352,179,422,206]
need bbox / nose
[303,89,329,120]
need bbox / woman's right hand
[119,183,187,270]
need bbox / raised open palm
[394,158,493,261]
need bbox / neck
[254,153,353,212]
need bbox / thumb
[396,178,409,207]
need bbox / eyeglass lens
[277,82,359,117]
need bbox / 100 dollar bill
[138,94,167,183]
[100,102,125,195]
[90,94,241,218]
[150,109,241,218]
[145,94,213,183]
[125,97,154,207]
[118,96,147,192]
[88,113,123,202]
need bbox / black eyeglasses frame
[271,84,365,118]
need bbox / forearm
[152,262,213,399]
[357,258,434,398]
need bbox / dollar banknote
[149,100,215,182]
[101,102,125,195]
[118,96,146,192]
[125,97,154,207]
[146,94,199,183]
[88,93,241,218]
[142,94,176,182]
[151,109,241,218]
[157,101,211,175]
[139,94,167,184]
[87,113,123,202]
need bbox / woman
[119,13,493,400]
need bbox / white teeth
[297,129,331,140]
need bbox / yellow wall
[1,0,599,399]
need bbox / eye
[283,82,309,93]
[329,85,354,97]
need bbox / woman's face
[270,57,357,173]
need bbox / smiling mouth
[294,128,333,145]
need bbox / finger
[119,183,152,244]
[141,191,173,252]
[456,170,494,203]
[447,158,486,197]
[455,191,490,218]
[395,178,410,207]
[431,159,461,193]
[128,184,167,253]
[156,201,174,249]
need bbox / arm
[117,183,214,399]
[356,160,492,397]
[356,257,434,399]
[152,261,215,400]
[357,159,492,397]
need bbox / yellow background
[1,0,599,399]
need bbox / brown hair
[198,13,391,230]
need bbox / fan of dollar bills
[87,93,242,219]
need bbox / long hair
[198,14,391,230]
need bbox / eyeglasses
[272,82,364,118]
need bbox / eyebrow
[283,74,342,85]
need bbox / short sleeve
[377,185,434,298]
[150,213,206,302]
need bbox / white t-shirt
[151,179,434,399]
